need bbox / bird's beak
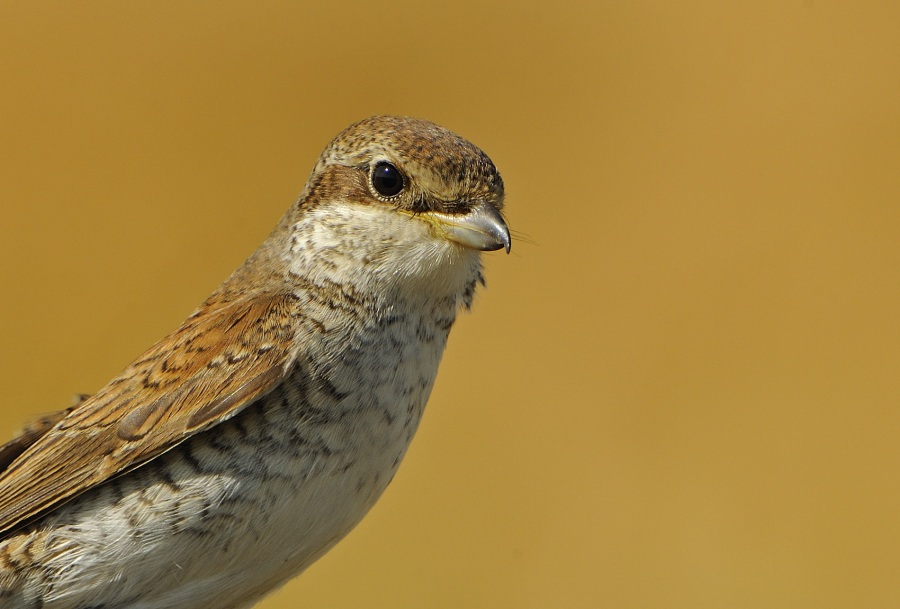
[420,203,511,253]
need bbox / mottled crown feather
[315,115,504,212]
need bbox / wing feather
[0,291,299,535]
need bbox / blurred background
[1,1,899,607]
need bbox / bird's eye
[371,162,404,198]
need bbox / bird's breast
[183,301,456,605]
[2,300,456,609]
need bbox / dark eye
[371,162,404,198]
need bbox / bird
[0,115,509,609]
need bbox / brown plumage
[0,115,508,609]
[0,292,297,536]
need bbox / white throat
[287,202,483,311]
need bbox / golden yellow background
[2,2,899,607]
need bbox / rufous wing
[0,291,299,535]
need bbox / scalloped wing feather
[0,291,298,535]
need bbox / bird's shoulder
[0,289,301,536]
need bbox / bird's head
[276,116,510,308]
